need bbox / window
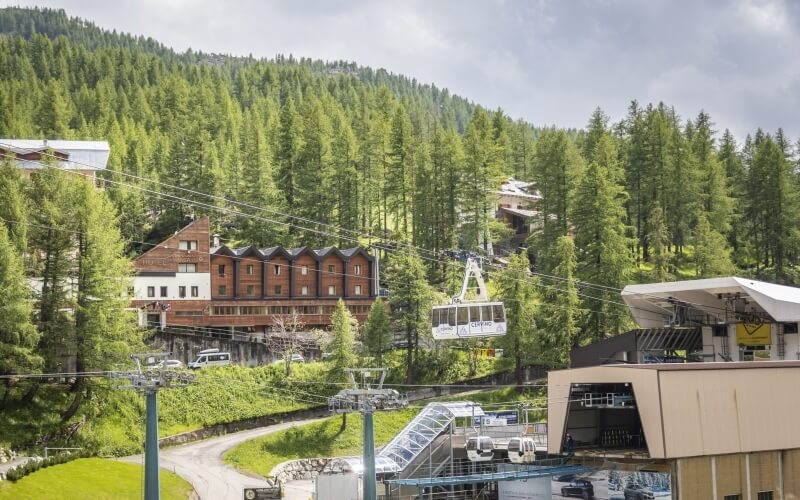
[274,264,281,275]
[274,285,282,295]
[191,286,199,298]
[175,310,203,317]
[218,285,227,296]
[218,264,225,276]
[160,286,168,297]
[354,285,362,296]
[178,263,196,273]
[147,286,155,298]
[301,285,308,296]
[757,492,774,500]
[178,286,186,298]
[301,265,308,275]
[328,285,335,296]
[724,495,742,500]
[246,285,254,296]
[211,306,236,315]
[178,240,198,250]
[239,306,266,315]
[246,264,254,275]
[353,264,362,275]
[783,322,799,334]
[328,265,335,273]
[713,325,728,337]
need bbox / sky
[7,0,800,140]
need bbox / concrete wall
[150,330,272,366]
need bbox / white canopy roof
[622,277,800,327]
[0,139,109,170]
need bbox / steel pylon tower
[111,353,194,500]
[328,368,408,500]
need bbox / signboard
[499,475,551,499]
[736,322,771,346]
[552,470,671,500]
[243,487,281,500]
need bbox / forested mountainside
[1,6,800,333]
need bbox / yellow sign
[736,322,772,346]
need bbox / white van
[188,348,231,369]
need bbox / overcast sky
[7,0,800,140]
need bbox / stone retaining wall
[270,458,331,483]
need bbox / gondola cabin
[431,302,506,340]
[465,436,495,462]
[507,437,537,464]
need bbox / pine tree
[493,252,536,384]
[692,214,735,278]
[572,134,633,340]
[0,161,29,253]
[646,206,673,281]
[364,299,391,366]
[0,223,41,407]
[530,128,582,271]
[387,104,413,238]
[327,299,357,376]
[537,236,581,365]
[384,250,432,383]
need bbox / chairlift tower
[110,353,194,500]
[328,368,408,500]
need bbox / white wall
[133,272,211,300]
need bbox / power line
[4,145,712,322]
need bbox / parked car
[290,353,305,363]
[624,486,655,500]
[554,474,577,482]
[188,348,231,369]
[561,479,594,499]
[243,476,282,499]
[159,359,183,369]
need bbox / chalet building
[494,178,541,253]
[131,217,378,335]
[0,139,110,179]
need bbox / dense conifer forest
[1,5,799,376]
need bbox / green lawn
[224,409,418,477]
[0,458,193,500]
[224,386,547,478]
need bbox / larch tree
[364,299,391,366]
[536,236,581,365]
[572,134,633,340]
[493,252,537,385]
[327,299,358,376]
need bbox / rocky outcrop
[270,458,331,483]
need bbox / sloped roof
[622,276,800,327]
[496,178,540,200]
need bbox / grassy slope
[224,386,544,478]
[0,458,192,500]
[224,409,417,477]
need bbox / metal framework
[111,353,194,500]
[385,464,592,488]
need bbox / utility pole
[111,353,194,500]
[329,368,407,500]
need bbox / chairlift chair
[507,437,537,464]
[431,258,507,340]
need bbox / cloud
[5,0,800,139]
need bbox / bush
[5,450,91,482]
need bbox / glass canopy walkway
[377,402,485,474]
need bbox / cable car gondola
[431,258,507,340]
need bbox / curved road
[122,417,325,500]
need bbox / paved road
[122,417,325,500]
[0,456,31,476]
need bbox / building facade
[549,362,800,499]
[0,139,110,179]
[131,217,378,334]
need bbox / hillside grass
[224,385,546,478]
[0,458,192,500]
[1,352,505,457]
[224,409,418,477]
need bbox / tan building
[548,361,800,499]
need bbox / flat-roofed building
[549,361,800,499]
[0,139,110,179]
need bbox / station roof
[621,276,800,327]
